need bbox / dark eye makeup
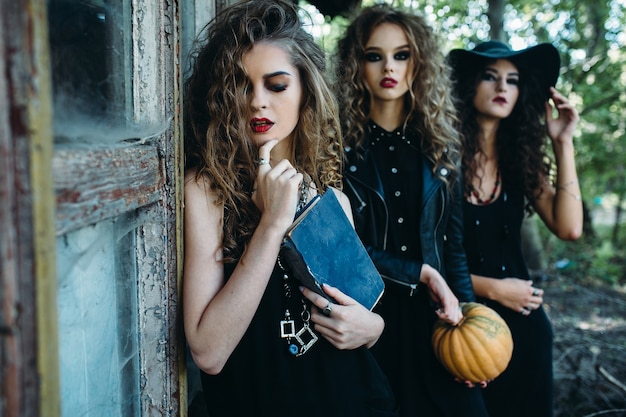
[480,69,519,85]
[364,50,410,62]
[394,50,410,60]
[364,52,382,62]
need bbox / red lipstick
[250,118,274,133]
[493,96,508,104]
[380,77,398,88]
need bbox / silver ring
[532,289,540,296]
[521,307,529,315]
[257,158,269,166]
[322,302,332,317]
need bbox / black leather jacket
[343,144,475,302]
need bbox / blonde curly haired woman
[334,4,489,417]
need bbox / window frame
[1,0,190,415]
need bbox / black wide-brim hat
[448,40,560,95]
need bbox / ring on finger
[258,158,269,166]
[532,289,540,296]
[521,307,529,316]
[322,302,332,317]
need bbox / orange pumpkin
[432,302,513,383]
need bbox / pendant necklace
[277,179,318,356]
[468,170,501,205]
[296,179,309,213]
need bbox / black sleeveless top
[201,263,398,417]
[462,184,555,417]
[462,185,529,281]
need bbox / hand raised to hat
[542,86,583,238]
[546,87,579,145]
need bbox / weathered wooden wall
[1,1,59,416]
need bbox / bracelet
[556,187,581,201]
[556,180,578,189]
[555,179,581,201]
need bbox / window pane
[48,0,133,141]
[56,215,140,417]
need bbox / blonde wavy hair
[184,0,342,262]
[334,4,461,186]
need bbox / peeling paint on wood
[53,144,163,235]
[4,0,195,415]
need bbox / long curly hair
[452,57,551,213]
[333,4,461,187]
[184,0,342,262]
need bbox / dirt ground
[544,274,626,417]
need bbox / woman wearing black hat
[448,41,583,417]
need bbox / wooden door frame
[1,1,59,417]
[1,0,186,416]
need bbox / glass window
[47,0,181,415]
[48,0,133,142]
[56,216,139,417]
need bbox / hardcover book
[279,190,384,311]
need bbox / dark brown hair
[452,57,551,213]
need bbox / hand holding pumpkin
[455,377,490,389]
[432,302,513,383]
[420,264,462,325]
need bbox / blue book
[280,190,384,311]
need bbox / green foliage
[539,218,626,286]
[590,241,622,283]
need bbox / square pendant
[280,320,296,338]
[295,325,318,356]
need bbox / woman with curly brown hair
[448,41,582,417]
[334,5,489,416]
[183,1,397,416]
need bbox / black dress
[463,185,554,417]
[362,125,489,417]
[201,262,398,417]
